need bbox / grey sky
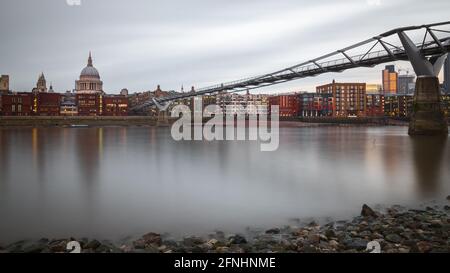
[0,0,449,94]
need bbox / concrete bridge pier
[408,76,448,135]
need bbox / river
[0,125,449,243]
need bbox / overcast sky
[0,0,449,94]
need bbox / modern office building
[382,65,398,95]
[366,84,382,94]
[398,73,415,95]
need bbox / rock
[414,241,432,253]
[96,244,114,253]
[8,240,33,253]
[200,242,214,251]
[446,195,450,201]
[119,245,133,253]
[361,204,378,218]
[302,244,318,253]
[229,235,247,245]
[163,241,179,252]
[429,220,443,228]
[132,239,146,249]
[307,234,321,244]
[23,243,47,253]
[144,245,160,253]
[48,239,68,253]
[85,239,101,250]
[344,239,369,251]
[216,246,230,253]
[398,247,410,253]
[142,232,162,246]
[387,208,398,216]
[445,205,450,211]
[385,234,403,244]
[206,239,219,247]
[182,236,204,247]
[328,240,339,249]
[325,229,336,238]
[228,245,245,253]
[358,231,371,238]
[265,228,280,234]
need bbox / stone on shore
[142,232,162,246]
[361,204,378,218]
[228,235,247,245]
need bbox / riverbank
[0,116,409,127]
[0,116,159,127]
[2,197,448,253]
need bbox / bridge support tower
[398,31,448,136]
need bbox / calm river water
[0,126,449,243]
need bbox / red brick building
[268,94,300,117]
[76,94,100,116]
[102,95,128,116]
[0,92,34,116]
[366,94,385,117]
[76,94,128,116]
[317,81,366,117]
[35,93,61,116]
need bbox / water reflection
[75,128,102,199]
[0,130,10,193]
[410,136,448,197]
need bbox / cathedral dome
[80,66,100,78]
[76,52,103,94]
[80,52,100,78]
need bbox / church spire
[88,51,93,67]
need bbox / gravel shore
[1,197,449,253]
